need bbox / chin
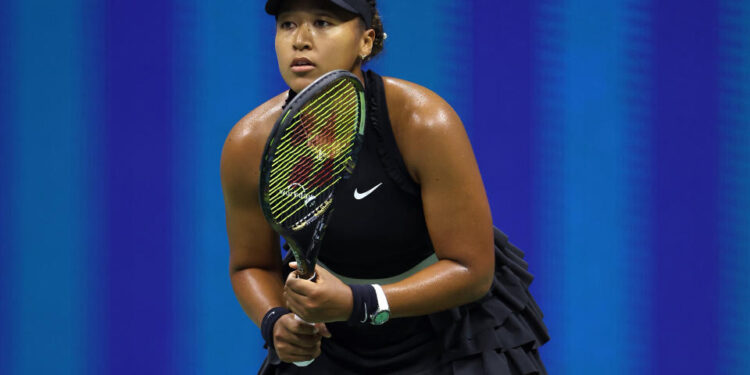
[286,75,317,93]
[289,80,311,93]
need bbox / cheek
[275,37,284,60]
[322,35,360,66]
[275,38,292,73]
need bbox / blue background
[1,0,748,374]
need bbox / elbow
[229,262,250,277]
[465,263,494,303]
[472,272,494,302]
[229,266,248,285]
[446,255,495,304]
[228,264,261,282]
[229,264,268,278]
[229,263,282,281]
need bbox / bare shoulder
[221,91,288,202]
[225,91,288,152]
[380,77,469,183]
[381,76,462,133]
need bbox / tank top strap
[363,70,421,196]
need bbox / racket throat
[284,209,333,280]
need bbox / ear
[359,28,376,58]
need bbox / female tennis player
[220,0,550,373]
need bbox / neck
[350,64,367,89]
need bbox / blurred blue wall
[1,0,748,374]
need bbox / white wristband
[371,284,389,312]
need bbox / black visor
[265,0,373,29]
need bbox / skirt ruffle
[426,227,550,375]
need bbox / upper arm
[221,101,284,274]
[387,80,494,285]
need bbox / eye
[279,21,295,30]
[314,19,331,27]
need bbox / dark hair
[363,0,385,64]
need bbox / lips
[291,57,315,73]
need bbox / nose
[293,23,312,51]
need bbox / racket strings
[267,87,358,190]
[270,159,350,223]
[287,154,339,190]
[266,98,358,192]
[266,79,363,226]
[270,91,359,162]
[268,155,349,221]
[268,125,355,186]
[271,175,342,226]
[274,177,343,226]
[266,102,358,177]
[277,78,350,143]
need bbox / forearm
[382,259,492,319]
[230,267,286,327]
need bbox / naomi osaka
[220,0,550,373]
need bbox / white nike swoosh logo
[354,183,383,200]
[360,302,368,323]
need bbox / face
[275,0,374,92]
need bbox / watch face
[371,310,390,325]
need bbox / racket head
[259,70,366,277]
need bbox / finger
[315,322,332,338]
[285,269,298,285]
[276,341,321,362]
[285,274,314,297]
[309,265,344,289]
[279,335,320,352]
[278,343,321,363]
[285,269,315,297]
[277,331,320,350]
[277,313,316,334]
[294,315,323,336]
[276,327,319,350]
[281,314,318,335]
[283,289,307,318]
[312,264,332,280]
[289,261,298,269]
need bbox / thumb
[314,322,332,338]
[313,263,335,281]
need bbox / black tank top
[317,70,435,278]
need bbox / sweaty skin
[221,0,493,364]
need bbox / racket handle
[292,314,316,367]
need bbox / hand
[272,312,331,363]
[284,262,353,323]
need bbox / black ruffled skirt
[425,227,550,374]
[259,227,550,374]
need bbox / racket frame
[259,70,366,280]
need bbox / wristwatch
[369,284,391,325]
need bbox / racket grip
[292,314,316,367]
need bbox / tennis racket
[258,70,366,366]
